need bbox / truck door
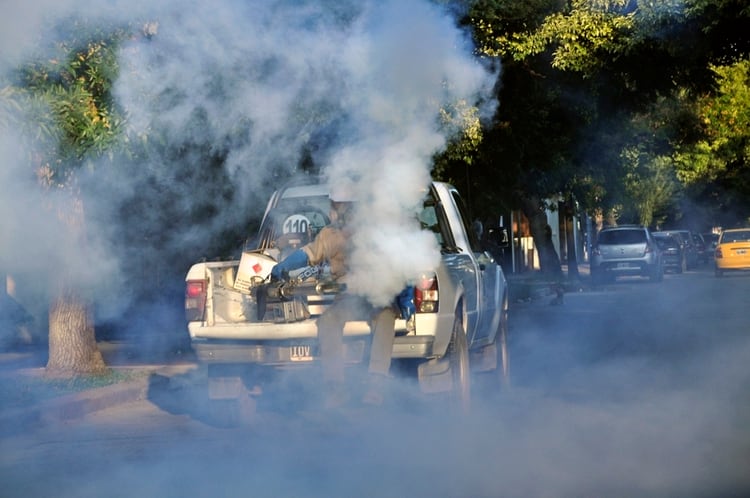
[447,190,500,346]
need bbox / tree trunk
[565,222,580,280]
[562,198,580,281]
[42,175,108,378]
[46,284,108,377]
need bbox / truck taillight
[185,279,207,322]
[414,272,438,313]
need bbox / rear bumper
[591,261,656,276]
[188,319,371,340]
[715,261,750,271]
[193,339,367,365]
[188,311,446,364]
[192,334,435,365]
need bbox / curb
[0,364,196,433]
[0,375,148,434]
[41,378,152,424]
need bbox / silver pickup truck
[185,179,509,423]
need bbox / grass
[0,369,148,411]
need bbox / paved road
[2,267,750,497]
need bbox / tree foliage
[13,23,126,177]
[673,59,750,225]
[461,0,750,231]
[475,0,635,75]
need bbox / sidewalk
[0,341,198,433]
[506,263,591,304]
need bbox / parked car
[653,232,685,273]
[714,228,750,277]
[590,225,664,284]
[691,232,709,264]
[666,230,699,269]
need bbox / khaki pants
[317,294,396,384]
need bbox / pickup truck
[185,178,509,423]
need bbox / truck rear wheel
[448,311,471,414]
[495,301,510,386]
[473,296,510,398]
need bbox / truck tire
[473,295,510,398]
[496,297,510,386]
[448,311,471,414]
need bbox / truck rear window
[418,203,444,246]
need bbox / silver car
[590,225,664,283]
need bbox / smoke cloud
[3,3,750,498]
[111,0,498,305]
[1,0,498,317]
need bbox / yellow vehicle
[714,228,750,277]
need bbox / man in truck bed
[270,189,404,408]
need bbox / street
[2,267,750,497]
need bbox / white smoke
[110,0,498,306]
[1,0,498,315]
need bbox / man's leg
[363,306,397,405]
[317,302,345,386]
[316,295,368,408]
[367,306,396,376]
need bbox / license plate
[290,345,313,362]
[616,262,633,268]
[737,249,747,255]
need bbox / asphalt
[0,266,588,429]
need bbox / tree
[460,0,750,275]
[620,151,680,227]
[674,59,750,226]
[4,22,127,376]
[453,1,594,276]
